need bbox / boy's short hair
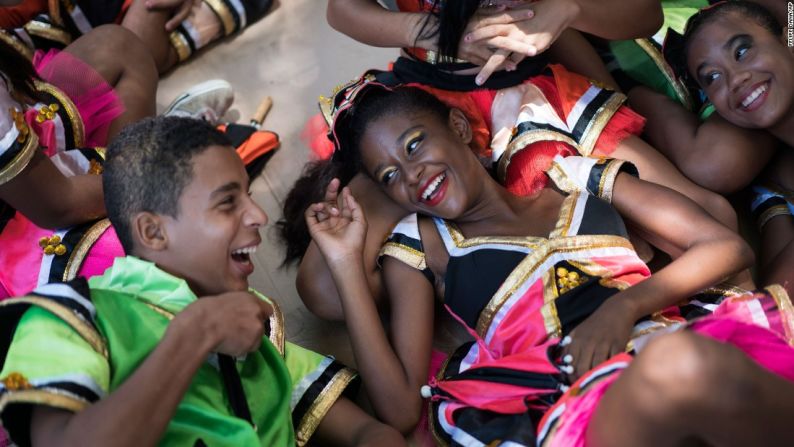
[103,116,232,253]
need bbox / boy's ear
[449,108,473,144]
[131,212,169,252]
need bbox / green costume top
[607,0,716,119]
[0,256,358,446]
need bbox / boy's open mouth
[231,245,257,264]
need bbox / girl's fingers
[476,49,510,85]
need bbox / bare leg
[588,331,794,446]
[121,0,180,73]
[122,0,223,74]
[63,25,158,139]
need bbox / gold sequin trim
[599,159,625,202]
[169,31,192,62]
[0,296,107,358]
[203,0,236,36]
[548,192,578,239]
[635,38,693,110]
[294,367,358,447]
[0,128,38,186]
[546,161,579,195]
[24,20,72,46]
[63,219,112,282]
[442,220,544,250]
[0,30,33,60]
[265,297,285,356]
[380,242,427,270]
[757,205,791,230]
[766,285,794,346]
[540,269,562,337]
[577,92,625,156]
[35,81,84,147]
[0,389,88,414]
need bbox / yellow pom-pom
[48,235,61,245]
[54,244,67,256]
[556,267,568,277]
[44,245,55,255]
[38,236,49,248]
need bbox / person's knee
[90,25,157,78]
[629,333,722,416]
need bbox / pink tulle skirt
[31,49,124,149]
[541,291,794,447]
[0,49,125,300]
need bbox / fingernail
[475,76,484,86]
[560,335,572,347]
[560,365,574,374]
[563,354,573,364]
[527,46,536,56]
[527,10,534,18]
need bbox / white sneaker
[164,79,234,125]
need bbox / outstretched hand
[561,298,635,381]
[305,179,368,265]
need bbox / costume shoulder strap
[378,213,434,283]
[547,155,638,203]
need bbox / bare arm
[565,173,754,377]
[326,0,433,49]
[565,0,663,40]
[307,185,435,433]
[29,292,272,446]
[627,87,777,193]
[0,151,104,229]
[546,29,617,90]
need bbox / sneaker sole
[164,79,233,115]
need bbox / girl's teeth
[422,174,445,200]
[742,84,767,108]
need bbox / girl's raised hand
[305,179,368,265]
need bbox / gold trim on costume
[63,219,112,282]
[758,205,791,229]
[168,31,192,62]
[24,20,72,46]
[203,0,236,36]
[142,302,175,321]
[476,236,635,337]
[498,131,579,183]
[294,367,358,447]
[540,269,562,337]
[546,161,579,195]
[380,242,427,270]
[548,193,577,239]
[0,130,38,186]
[0,389,88,414]
[35,81,85,147]
[635,38,693,110]
[48,0,64,26]
[0,296,107,358]
[0,30,34,60]
[266,298,285,356]
[599,159,624,202]
[442,220,544,250]
[568,259,631,291]
[766,285,794,345]
[577,93,625,156]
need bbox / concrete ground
[156,0,393,367]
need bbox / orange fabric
[406,83,492,159]
[0,0,47,29]
[217,124,280,165]
[549,64,593,119]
